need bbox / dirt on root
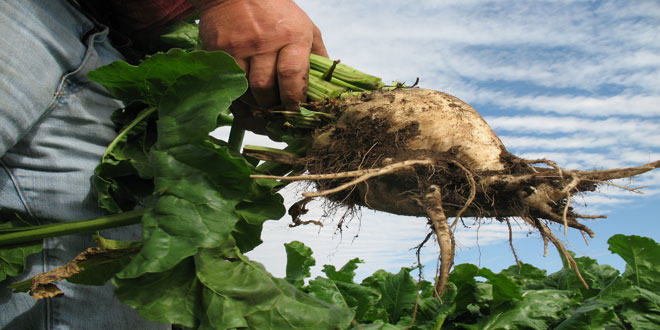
[272,88,660,297]
[304,115,531,222]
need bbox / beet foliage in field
[286,235,660,329]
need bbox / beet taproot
[252,87,660,296]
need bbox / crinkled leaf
[414,281,456,328]
[618,287,660,328]
[555,276,635,329]
[335,280,386,322]
[499,262,547,290]
[93,105,156,213]
[230,219,266,254]
[0,218,42,282]
[608,234,660,291]
[473,282,493,306]
[415,295,455,329]
[88,49,243,108]
[545,254,619,299]
[235,192,285,226]
[308,277,349,308]
[361,268,417,323]
[89,50,245,217]
[95,50,254,278]
[477,267,522,305]
[556,308,621,330]
[471,289,580,330]
[0,242,42,282]
[195,248,354,329]
[233,192,285,253]
[322,258,363,283]
[114,257,202,328]
[198,287,248,330]
[447,263,480,313]
[284,241,316,288]
[350,320,404,330]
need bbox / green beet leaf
[88,49,244,111]
[361,268,418,324]
[195,247,354,329]
[446,263,480,313]
[308,277,349,308]
[554,277,635,329]
[284,240,316,288]
[414,294,455,329]
[466,289,579,330]
[92,49,261,278]
[0,241,41,283]
[198,286,249,329]
[334,279,386,322]
[608,234,660,291]
[0,216,42,282]
[232,190,285,253]
[318,258,391,322]
[618,287,660,328]
[474,267,522,306]
[93,105,157,213]
[499,262,547,290]
[322,257,363,283]
[544,253,619,299]
[114,257,202,328]
[349,320,404,330]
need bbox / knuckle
[248,36,271,53]
[249,77,274,90]
[279,28,298,43]
[214,38,240,53]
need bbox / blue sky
[227,0,660,281]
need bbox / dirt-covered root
[253,158,659,296]
[249,88,660,296]
[523,215,589,288]
[420,185,454,297]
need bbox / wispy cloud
[486,116,660,136]
[474,93,660,117]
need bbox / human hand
[190,0,328,113]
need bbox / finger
[311,25,329,58]
[248,54,280,107]
[234,57,257,109]
[234,57,250,76]
[277,44,311,110]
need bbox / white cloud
[475,93,660,117]
[453,220,530,248]
[300,0,660,95]
[486,116,660,135]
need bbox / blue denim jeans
[0,1,168,329]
